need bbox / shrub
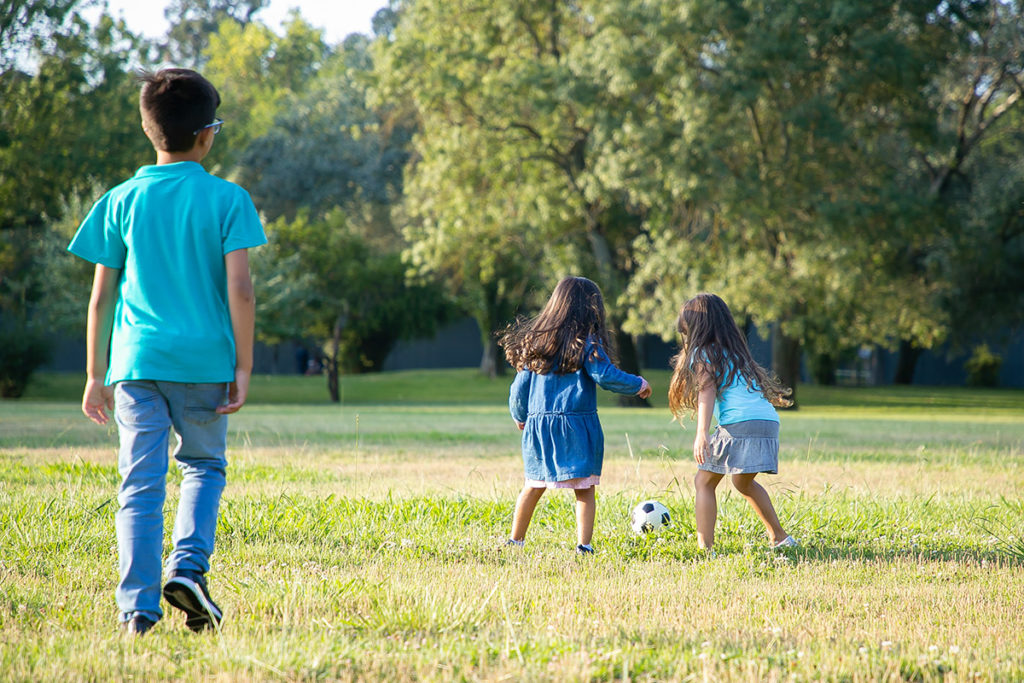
[0,324,52,398]
[965,344,1002,387]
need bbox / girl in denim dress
[499,277,651,554]
[668,293,798,552]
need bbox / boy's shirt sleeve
[509,370,531,423]
[583,339,643,395]
[222,188,267,254]
[67,193,126,268]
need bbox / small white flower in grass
[881,641,894,650]
[698,653,708,661]
[929,645,939,653]
[400,538,413,548]
[949,645,960,654]
[859,647,868,655]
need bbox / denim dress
[509,339,644,482]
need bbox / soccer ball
[630,500,670,534]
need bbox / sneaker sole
[162,577,222,632]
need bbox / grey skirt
[699,419,779,475]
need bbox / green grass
[2,372,1024,680]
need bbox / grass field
[2,371,1024,681]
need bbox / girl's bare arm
[693,370,715,464]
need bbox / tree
[594,0,965,401]
[201,12,330,169]
[254,209,452,402]
[0,11,152,396]
[377,0,653,396]
[0,0,81,72]
[236,35,408,225]
[890,0,1024,382]
[161,0,267,68]
[400,125,545,377]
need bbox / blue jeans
[113,381,228,623]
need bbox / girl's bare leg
[694,470,724,549]
[730,473,787,544]
[574,485,596,546]
[510,485,545,541]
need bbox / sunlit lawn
[2,372,1023,680]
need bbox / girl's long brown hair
[668,293,792,419]
[499,276,615,374]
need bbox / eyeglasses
[193,119,224,135]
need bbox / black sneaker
[121,614,156,636]
[576,544,594,555]
[162,571,223,632]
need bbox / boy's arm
[693,370,716,464]
[82,264,120,425]
[218,248,255,414]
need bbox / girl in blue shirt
[668,293,798,551]
[500,277,651,554]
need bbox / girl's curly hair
[668,293,792,419]
[499,276,615,374]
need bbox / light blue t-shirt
[68,162,267,384]
[715,359,779,426]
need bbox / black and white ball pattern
[630,500,670,534]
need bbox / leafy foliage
[161,0,267,67]
[254,209,452,399]
[201,12,330,169]
[237,35,409,224]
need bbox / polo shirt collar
[135,161,207,178]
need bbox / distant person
[667,293,797,552]
[499,276,651,554]
[68,68,266,636]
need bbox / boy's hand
[693,431,710,465]
[515,421,526,431]
[82,379,114,425]
[217,369,251,414]
[636,377,652,399]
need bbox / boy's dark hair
[498,276,615,375]
[138,68,220,152]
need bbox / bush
[965,344,1002,387]
[0,325,52,398]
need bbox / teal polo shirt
[68,161,267,384]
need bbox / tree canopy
[2,0,1022,397]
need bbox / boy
[68,68,266,636]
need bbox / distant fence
[44,317,1024,387]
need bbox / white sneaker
[773,535,799,549]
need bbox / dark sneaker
[576,544,594,555]
[121,614,156,636]
[162,571,223,632]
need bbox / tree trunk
[476,281,510,378]
[326,314,344,403]
[771,325,800,409]
[479,333,505,378]
[893,338,920,385]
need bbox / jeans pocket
[184,383,226,425]
[115,382,163,427]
